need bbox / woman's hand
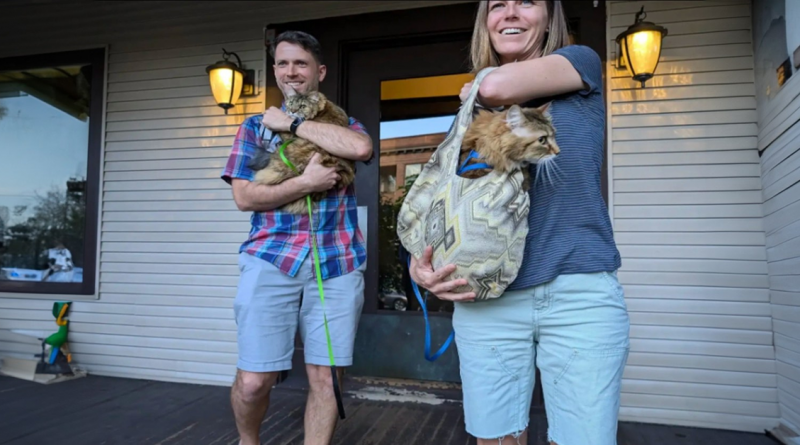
[459,81,474,103]
[409,246,476,302]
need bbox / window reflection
[0,65,90,283]
[404,163,423,180]
[379,166,397,195]
[378,111,456,313]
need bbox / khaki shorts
[233,252,365,372]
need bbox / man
[220,30,372,445]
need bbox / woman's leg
[536,271,631,445]
[452,287,537,444]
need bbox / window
[404,163,423,181]
[0,48,104,296]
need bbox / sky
[379,114,455,140]
[0,93,88,226]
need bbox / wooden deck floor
[0,374,780,445]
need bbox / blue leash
[407,256,455,361]
[407,150,492,362]
[458,150,493,174]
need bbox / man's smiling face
[273,41,326,98]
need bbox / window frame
[0,48,105,296]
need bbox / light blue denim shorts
[233,252,365,372]
[452,271,630,444]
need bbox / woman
[409,1,629,444]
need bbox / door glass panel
[378,74,467,314]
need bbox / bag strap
[443,67,497,170]
[453,67,498,133]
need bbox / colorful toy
[36,301,74,375]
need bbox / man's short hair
[270,30,323,65]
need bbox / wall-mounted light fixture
[615,6,668,88]
[206,49,256,114]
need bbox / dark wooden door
[344,36,472,382]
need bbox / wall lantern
[206,49,256,114]
[615,6,668,88]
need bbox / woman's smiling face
[487,0,550,64]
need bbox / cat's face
[285,91,326,120]
[504,104,559,165]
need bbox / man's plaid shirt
[221,112,368,280]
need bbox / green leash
[278,139,346,420]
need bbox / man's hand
[299,153,340,193]
[409,246,475,302]
[262,106,293,132]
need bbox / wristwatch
[289,116,305,137]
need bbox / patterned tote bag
[396,67,530,301]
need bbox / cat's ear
[505,104,524,130]
[309,91,325,110]
[536,102,552,116]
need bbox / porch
[0,374,781,445]
[0,0,799,441]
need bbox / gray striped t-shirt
[507,44,621,290]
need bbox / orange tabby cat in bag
[458,103,560,189]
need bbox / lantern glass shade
[621,29,663,80]
[616,7,667,87]
[207,64,243,112]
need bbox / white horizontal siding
[609,1,777,433]
[754,18,800,434]
[0,0,463,385]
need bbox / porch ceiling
[0,1,474,58]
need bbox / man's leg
[231,252,304,445]
[303,365,344,445]
[299,260,366,445]
[231,370,280,445]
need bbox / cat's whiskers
[535,155,560,186]
[545,156,563,183]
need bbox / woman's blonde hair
[470,0,571,72]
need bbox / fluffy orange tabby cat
[249,91,355,214]
[459,103,560,189]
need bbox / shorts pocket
[553,349,578,385]
[238,252,251,274]
[457,338,519,378]
[542,346,629,445]
[550,345,629,387]
[455,338,526,438]
[601,271,626,306]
